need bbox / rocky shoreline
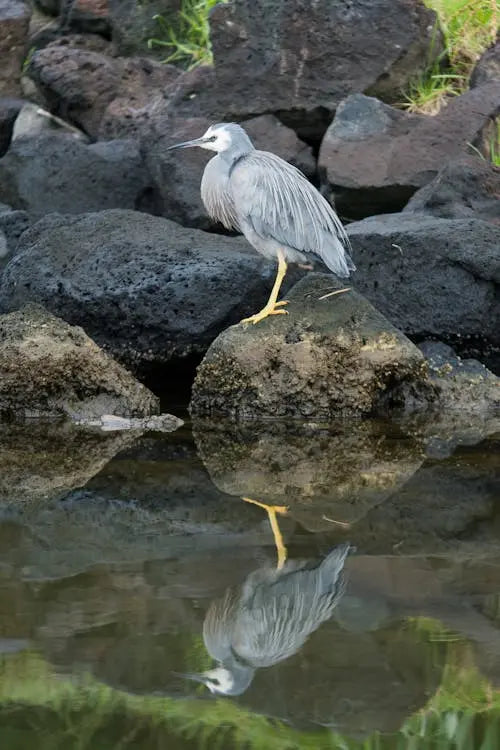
[0,0,498,423]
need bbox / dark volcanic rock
[191,274,429,420]
[319,86,500,219]
[0,209,296,370]
[0,305,159,419]
[0,205,29,258]
[28,45,180,138]
[0,133,150,217]
[0,0,31,97]
[403,157,500,225]
[470,39,500,88]
[144,114,315,229]
[173,0,442,140]
[346,214,500,357]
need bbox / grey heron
[168,123,355,324]
[180,542,351,696]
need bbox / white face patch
[204,667,235,694]
[199,126,232,153]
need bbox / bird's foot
[242,497,288,515]
[240,300,289,325]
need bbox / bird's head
[178,665,254,696]
[167,123,253,155]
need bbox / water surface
[0,416,499,749]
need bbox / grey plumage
[168,123,355,324]
[181,543,351,696]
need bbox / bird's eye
[207,135,217,142]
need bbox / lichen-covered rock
[0,0,31,97]
[191,274,430,420]
[319,86,500,218]
[0,305,159,419]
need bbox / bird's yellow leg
[241,249,289,325]
[242,497,288,570]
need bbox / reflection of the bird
[180,542,351,696]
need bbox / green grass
[147,0,226,69]
[3,618,500,750]
[400,0,498,114]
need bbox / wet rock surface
[403,157,500,224]
[347,214,500,358]
[0,133,150,217]
[0,304,159,419]
[0,209,300,371]
[319,86,500,218]
[191,273,430,420]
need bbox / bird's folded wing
[230,151,354,276]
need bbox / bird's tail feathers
[320,233,356,278]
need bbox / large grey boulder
[0,305,159,419]
[143,114,316,229]
[403,157,500,225]
[108,0,181,57]
[166,0,442,140]
[346,214,500,357]
[0,209,298,370]
[0,133,151,218]
[190,274,430,420]
[319,86,500,218]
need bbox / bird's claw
[241,300,289,325]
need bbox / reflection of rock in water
[0,422,138,504]
[181,543,351,696]
[193,419,424,528]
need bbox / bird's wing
[203,587,240,662]
[232,555,347,668]
[230,151,355,277]
[201,155,240,231]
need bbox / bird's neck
[219,144,254,167]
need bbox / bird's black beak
[173,671,208,685]
[167,137,206,151]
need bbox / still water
[0,415,499,749]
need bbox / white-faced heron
[168,123,355,324]
[179,542,351,696]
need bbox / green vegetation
[2,618,500,750]
[147,0,226,69]
[401,0,498,114]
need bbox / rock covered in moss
[191,274,431,420]
[0,304,159,419]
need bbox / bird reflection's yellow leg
[241,250,288,325]
[243,497,288,570]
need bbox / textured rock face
[346,214,500,355]
[403,157,500,225]
[108,0,181,57]
[0,97,24,156]
[0,305,159,419]
[470,39,500,88]
[0,209,299,369]
[28,45,180,138]
[187,0,442,139]
[319,86,500,218]
[191,274,429,420]
[143,114,316,229]
[0,133,151,217]
[0,0,31,97]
